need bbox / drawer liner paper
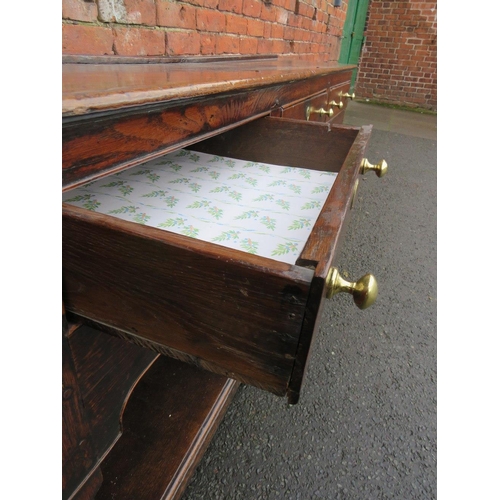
[63,149,337,265]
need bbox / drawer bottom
[63,149,338,266]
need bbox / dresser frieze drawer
[271,91,328,122]
[328,81,354,102]
[62,116,377,404]
[325,82,353,124]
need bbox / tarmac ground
[183,101,437,500]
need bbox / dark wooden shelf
[94,356,239,500]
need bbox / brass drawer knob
[328,100,343,109]
[340,91,355,100]
[360,158,388,178]
[306,106,334,120]
[326,267,378,309]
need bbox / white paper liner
[63,149,337,265]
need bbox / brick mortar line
[62,21,330,43]
[62,18,334,32]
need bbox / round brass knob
[326,267,378,309]
[360,158,388,178]
[340,91,355,100]
[306,106,334,120]
[328,100,343,109]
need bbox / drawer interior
[191,116,360,173]
[63,117,362,267]
[63,149,337,266]
[190,117,371,268]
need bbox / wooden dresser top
[62,56,355,117]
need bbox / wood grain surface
[288,124,373,403]
[63,204,314,395]
[62,59,354,189]
[298,123,373,267]
[67,324,158,461]
[62,319,102,500]
[95,356,239,500]
[61,58,363,500]
[190,116,359,172]
[62,58,354,116]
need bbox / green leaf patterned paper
[62,149,337,265]
[213,230,240,242]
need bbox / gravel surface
[183,128,437,500]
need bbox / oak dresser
[62,55,387,500]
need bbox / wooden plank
[95,356,239,500]
[297,124,372,267]
[62,60,355,116]
[68,324,159,460]
[287,124,373,403]
[62,204,314,395]
[349,0,371,66]
[338,0,357,64]
[286,273,327,404]
[62,315,102,500]
[62,54,278,65]
[190,117,359,173]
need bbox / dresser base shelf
[94,355,239,500]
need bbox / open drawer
[62,117,380,404]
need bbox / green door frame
[338,0,371,91]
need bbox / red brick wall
[355,0,437,111]
[62,0,349,62]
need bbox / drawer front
[274,91,329,122]
[63,209,313,396]
[328,81,353,106]
[268,70,352,124]
[63,117,372,402]
[273,80,352,124]
[326,81,353,124]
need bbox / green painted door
[338,0,371,91]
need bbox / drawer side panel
[287,124,373,403]
[298,124,373,267]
